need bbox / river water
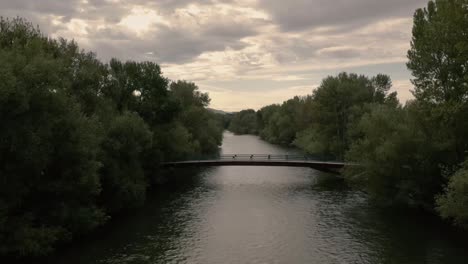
[46,131,468,264]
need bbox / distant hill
[207,108,231,115]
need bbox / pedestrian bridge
[162,154,354,174]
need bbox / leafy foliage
[230,73,396,160]
[345,103,442,209]
[0,17,223,257]
[100,112,152,213]
[437,160,468,228]
[403,0,468,225]
[294,73,397,159]
[408,0,468,104]
[347,0,468,216]
[228,109,258,135]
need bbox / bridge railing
[217,154,332,161]
[167,154,343,163]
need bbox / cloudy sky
[2,0,428,111]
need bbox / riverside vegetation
[1,0,468,259]
[229,0,468,228]
[0,17,224,257]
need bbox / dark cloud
[0,9,64,36]
[0,0,80,16]
[257,0,427,32]
[263,35,333,63]
[203,22,257,39]
[152,25,251,63]
[1,0,263,63]
[317,47,362,59]
[0,0,419,67]
[87,27,131,41]
[0,0,128,23]
[86,21,257,63]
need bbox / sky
[1,0,429,111]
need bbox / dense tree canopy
[408,0,468,104]
[99,112,152,214]
[345,102,443,209]
[294,73,397,159]
[437,160,468,228]
[348,0,468,220]
[405,0,468,226]
[0,17,223,257]
[230,73,397,160]
[228,109,258,135]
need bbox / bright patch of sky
[119,7,168,35]
[1,0,429,111]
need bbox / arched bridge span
[162,154,355,174]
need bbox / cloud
[257,0,427,32]
[317,46,362,59]
[0,0,423,110]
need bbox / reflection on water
[44,132,468,264]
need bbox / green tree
[257,104,281,141]
[170,80,210,107]
[100,112,152,213]
[105,59,178,125]
[342,0,468,218]
[294,73,396,159]
[408,0,468,104]
[0,17,224,257]
[229,109,258,135]
[345,103,442,208]
[170,81,222,155]
[0,18,106,256]
[257,97,310,145]
[437,160,468,228]
[407,0,468,162]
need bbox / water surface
[45,132,468,264]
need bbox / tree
[256,97,309,145]
[169,81,221,155]
[408,0,468,104]
[345,103,442,208]
[105,59,178,126]
[437,159,468,228]
[170,80,210,107]
[407,0,468,162]
[0,17,224,257]
[257,104,281,141]
[343,0,468,217]
[228,109,258,135]
[294,73,396,159]
[100,112,152,213]
[0,17,106,256]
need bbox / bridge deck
[162,154,353,174]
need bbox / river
[45,131,468,264]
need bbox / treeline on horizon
[229,0,468,229]
[0,17,224,257]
